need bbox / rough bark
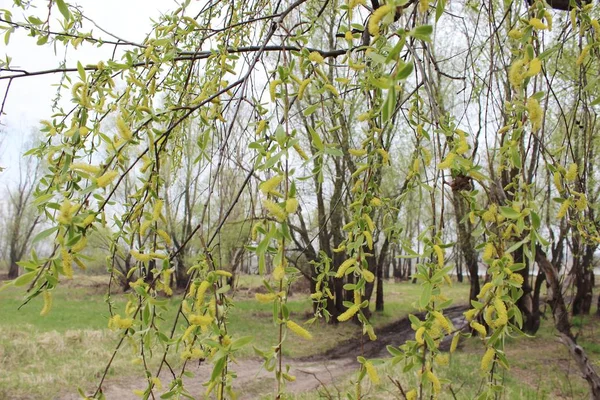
[451,188,480,302]
[535,246,600,399]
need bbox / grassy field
[0,275,599,399]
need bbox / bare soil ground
[60,306,467,400]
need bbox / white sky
[0,0,172,182]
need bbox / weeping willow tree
[1,0,600,398]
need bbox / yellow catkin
[140,220,152,236]
[368,5,393,36]
[366,325,377,341]
[365,362,380,384]
[493,297,508,327]
[297,78,311,100]
[545,11,553,30]
[269,79,282,101]
[362,268,375,283]
[406,389,417,400]
[470,321,487,337]
[108,314,133,330]
[156,229,172,246]
[308,51,324,64]
[255,293,277,303]
[478,282,493,299]
[432,311,452,334]
[481,347,495,371]
[263,199,287,222]
[433,245,444,267]
[364,231,373,250]
[58,199,73,225]
[425,369,441,393]
[509,58,526,89]
[370,197,382,207]
[553,172,564,192]
[293,143,309,161]
[484,305,496,327]
[566,163,578,182]
[526,97,543,131]
[576,45,590,66]
[96,170,118,188]
[557,199,571,219]
[508,29,523,39]
[130,250,152,262]
[196,280,211,305]
[338,304,360,321]
[525,58,541,77]
[483,243,495,261]
[152,199,163,221]
[336,258,357,278]
[415,326,426,344]
[437,152,456,169]
[259,175,283,195]
[273,265,285,281]
[71,236,87,253]
[62,247,73,279]
[354,290,361,305]
[256,119,267,136]
[286,198,299,214]
[40,291,52,316]
[70,163,101,174]
[509,273,524,286]
[450,333,460,353]
[464,308,477,322]
[418,0,429,13]
[349,148,367,157]
[286,320,313,339]
[117,116,133,141]
[576,194,587,211]
[529,18,548,30]
[188,314,213,326]
[364,214,375,232]
[435,353,449,366]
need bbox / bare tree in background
[0,137,42,278]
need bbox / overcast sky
[0,0,172,183]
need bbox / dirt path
[61,306,467,400]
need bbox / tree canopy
[1,0,600,398]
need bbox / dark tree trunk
[451,188,480,302]
[514,248,540,334]
[375,261,384,311]
[527,0,591,11]
[572,245,595,315]
[8,261,19,279]
[455,253,464,283]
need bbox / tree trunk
[536,246,600,399]
[451,189,480,302]
[572,245,595,315]
[8,260,19,279]
[375,260,384,312]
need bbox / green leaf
[499,206,520,220]
[210,357,227,381]
[410,25,433,41]
[231,336,254,350]
[77,61,86,82]
[308,125,324,151]
[33,227,59,244]
[396,62,414,80]
[419,283,432,308]
[382,87,396,122]
[14,270,37,287]
[55,0,71,20]
[435,0,446,22]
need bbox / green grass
[1,275,599,399]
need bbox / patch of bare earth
[59,306,468,399]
